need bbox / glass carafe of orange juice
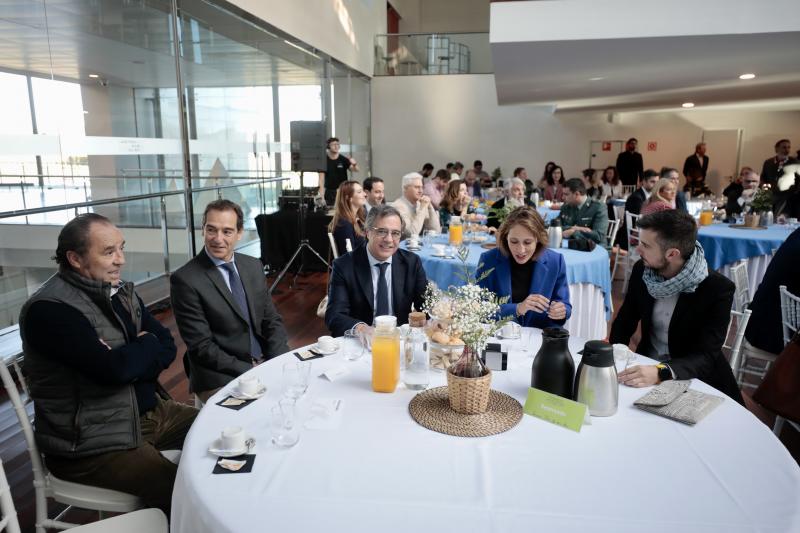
[372,315,400,393]
[449,216,463,246]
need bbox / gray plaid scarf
[642,242,709,299]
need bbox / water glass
[423,230,438,247]
[270,399,300,448]
[343,330,365,361]
[283,361,311,399]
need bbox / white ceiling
[490,0,800,113]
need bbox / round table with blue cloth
[413,236,612,340]
[697,222,791,297]
[536,206,560,223]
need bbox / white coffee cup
[238,375,260,395]
[501,322,521,338]
[220,426,246,451]
[318,335,337,352]
[408,237,419,247]
[432,244,446,255]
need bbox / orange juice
[372,335,400,392]
[699,211,713,226]
[449,224,463,246]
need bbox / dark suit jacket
[609,261,743,404]
[675,190,688,213]
[170,250,289,393]
[618,188,648,249]
[325,246,427,336]
[331,219,365,257]
[615,151,644,186]
[761,156,797,186]
[683,154,709,180]
[477,247,571,329]
[745,227,800,354]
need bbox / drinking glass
[283,361,311,399]
[343,330,365,361]
[270,399,300,448]
[423,230,438,247]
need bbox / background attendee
[171,200,289,403]
[761,139,795,187]
[539,161,556,189]
[477,207,570,329]
[683,142,709,196]
[542,165,565,202]
[421,163,434,179]
[515,166,538,198]
[616,138,644,186]
[439,179,471,228]
[559,178,609,245]
[618,169,660,249]
[423,169,450,209]
[325,205,427,337]
[464,169,481,197]
[641,178,677,215]
[452,161,464,179]
[661,167,688,212]
[582,168,603,200]
[21,213,197,514]
[473,160,483,174]
[392,172,441,238]
[601,166,624,199]
[329,180,367,254]
[488,177,534,229]
[363,176,385,213]
[319,137,358,205]
[478,170,493,190]
[609,210,742,404]
[724,168,759,218]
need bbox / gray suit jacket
[170,250,289,394]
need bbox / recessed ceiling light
[89,74,99,78]
[682,102,695,108]
[589,76,604,81]
[739,73,756,80]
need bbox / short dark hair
[513,167,525,177]
[434,169,450,181]
[453,161,464,171]
[660,167,678,178]
[365,204,405,236]
[363,176,383,191]
[445,162,454,170]
[564,178,586,194]
[423,163,435,172]
[643,168,659,180]
[326,137,339,148]
[54,213,113,267]
[775,139,790,148]
[202,199,244,231]
[637,210,697,259]
[627,137,638,144]
[581,168,595,178]
[473,160,483,167]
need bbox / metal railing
[374,32,491,76]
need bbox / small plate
[312,341,339,355]
[230,384,267,400]
[497,332,522,340]
[209,437,255,458]
[406,246,421,251]
[431,253,455,259]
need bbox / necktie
[221,262,262,359]
[375,262,390,317]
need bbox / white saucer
[230,384,267,400]
[406,246,421,251]
[312,341,339,355]
[497,332,522,340]
[432,253,454,259]
[209,436,255,458]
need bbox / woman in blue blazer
[477,206,571,328]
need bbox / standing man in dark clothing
[683,142,709,196]
[319,137,358,205]
[19,213,197,515]
[761,139,795,187]
[616,137,644,186]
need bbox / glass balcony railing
[374,33,492,76]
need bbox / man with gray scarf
[609,210,742,404]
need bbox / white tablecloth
[719,253,773,300]
[563,282,607,340]
[172,330,800,533]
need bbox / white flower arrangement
[422,246,510,350]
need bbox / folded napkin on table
[634,380,724,426]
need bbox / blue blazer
[477,247,571,328]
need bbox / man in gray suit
[171,200,289,402]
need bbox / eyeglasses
[371,227,402,239]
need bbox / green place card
[524,387,587,433]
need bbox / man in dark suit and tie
[615,137,644,186]
[171,200,289,403]
[610,210,743,404]
[682,142,710,196]
[325,204,428,337]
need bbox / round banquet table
[697,222,791,297]
[171,330,800,533]
[415,236,612,341]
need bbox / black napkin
[215,396,257,411]
[212,454,256,474]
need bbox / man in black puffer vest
[19,213,197,515]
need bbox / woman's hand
[547,301,567,320]
[516,294,550,316]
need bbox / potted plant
[746,184,773,227]
[422,247,510,414]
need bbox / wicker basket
[446,369,493,414]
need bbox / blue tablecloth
[697,223,790,270]
[413,236,612,319]
[536,206,560,222]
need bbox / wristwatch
[656,363,673,383]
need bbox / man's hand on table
[618,365,659,387]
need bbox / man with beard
[616,138,644,186]
[488,177,535,229]
[610,210,742,404]
[558,178,609,245]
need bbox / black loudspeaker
[290,121,326,172]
